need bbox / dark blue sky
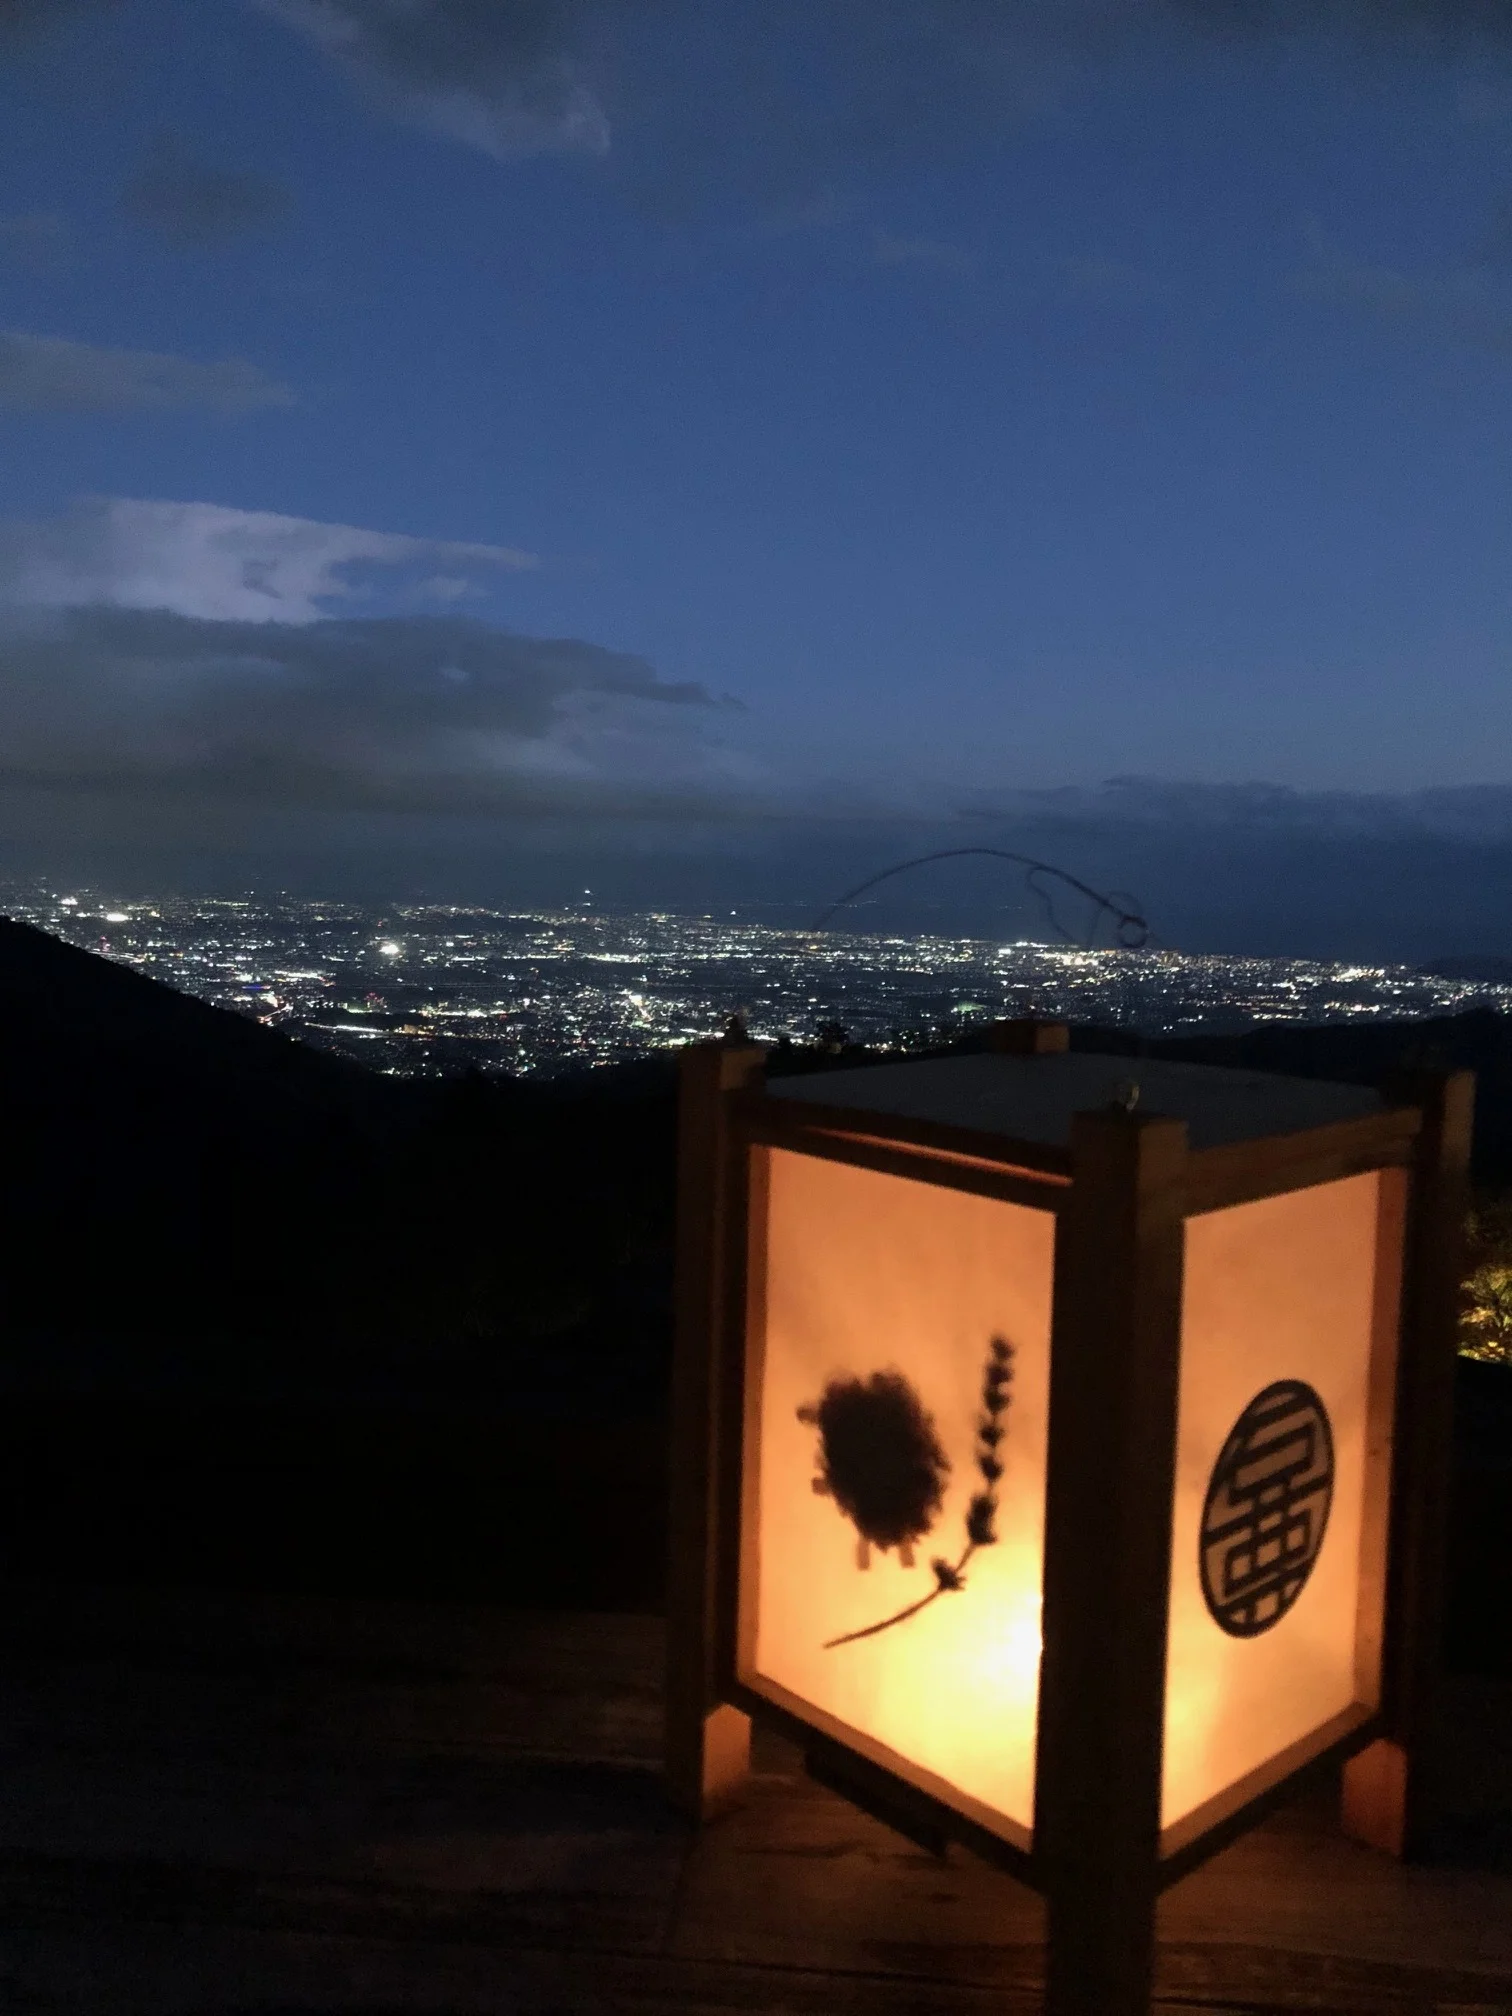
[3,2,1512,950]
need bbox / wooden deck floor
[2,1583,1510,2014]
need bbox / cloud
[122,134,295,250]
[0,497,539,623]
[0,331,295,414]
[0,497,747,822]
[0,603,744,818]
[251,0,1512,209]
[957,773,1512,842]
[254,0,609,159]
[924,771,1512,959]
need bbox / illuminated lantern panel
[1162,1169,1403,1834]
[740,1146,1054,1847]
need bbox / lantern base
[1342,1737,1410,1857]
[666,1702,751,1823]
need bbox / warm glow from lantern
[741,1147,1054,1842]
[1161,1169,1400,1831]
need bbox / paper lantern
[666,1023,1471,2016]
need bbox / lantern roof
[767,1051,1384,1151]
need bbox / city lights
[7,881,1509,1079]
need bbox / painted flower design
[799,1337,1015,1650]
[798,1368,949,1571]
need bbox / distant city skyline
[3,4,1512,948]
[12,881,1510,1078]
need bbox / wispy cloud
[250,0,1512,209]
[0,331,295,414]
[122,134,295,250]
[0,497,538,623]
[253,0,609,160]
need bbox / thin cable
[810,847,1150,949]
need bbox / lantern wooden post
[1342,1069,1473,1860]
[666,1038,767,1822]
[1036,1106,1188,2016]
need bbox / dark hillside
[0,917,398,1368]
[0,914,381,1103]
[0,917,679,1606]
[0,917,676,1399]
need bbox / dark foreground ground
[1,1582,1510,2016]
[1,1398,669,1613]
[0,1371,1505,2015]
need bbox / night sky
[3,1,1512,953]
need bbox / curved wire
[810,846,1150,948]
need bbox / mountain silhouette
[0,916,674,1396]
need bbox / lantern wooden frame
[666,1023,1471,2016]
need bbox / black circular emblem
[1199,1380,1335,1638]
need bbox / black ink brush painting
[800,1338,1015,1649]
